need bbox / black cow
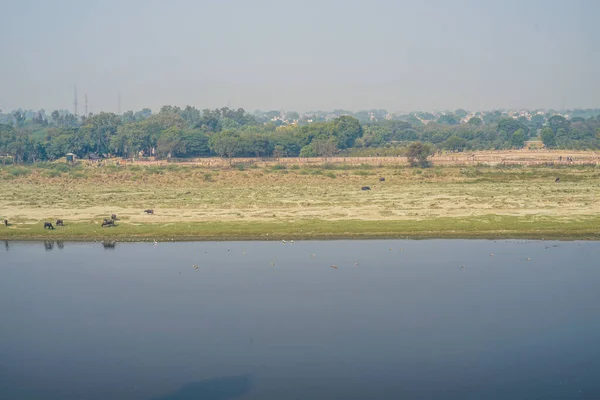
[44,222,54,230]
[3,219,7,227]
[111,214,118,221]
[361,186,371,191]
[144,209,154,215]
[379,177,385,182]
[555,177,560,183]
[56,219,64,226]
[101,219,114,227]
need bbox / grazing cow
[361,186,371,191]
[56,219,64,226]
[555,177,560,183]
[111,214,118,221]
[379,177,385,182]
[3,219,7,227]
[101,219,114,227]
[144,209,154,215]
[44,222,54,230]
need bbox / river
[1,239,599,399]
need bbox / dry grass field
[1,155,600,240]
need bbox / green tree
[157,126,185,158]
[547,115,570,133]
[467,117,483,126]
[331,116,362,148]
[299,145,316,157]
[442,135,467,151]
[208,130,242,158]
[541,127,556,147]
[406,141,433,167]
[511,129,526,148]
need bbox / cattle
[361,186,371,191]
[144,209,154,215]
[101,219,115,227]
[3,219,7,227]
[111,214,118,221]
[44,222,54,230]
[379,177,385,182]
[56,219,64,226]
[555,177,560,183]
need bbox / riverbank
[2,216,600,241]
[2,162,599,240]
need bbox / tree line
[1,106,600,164]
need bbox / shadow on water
[151,375,253,400]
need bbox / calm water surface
[1,239,599,399]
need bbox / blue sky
[1,0,598,113]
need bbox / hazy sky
[1,0,598,113]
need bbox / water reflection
[3,240,8,252]
[102,241,117,249]
[151,375,253,400]
[42,241,66,251]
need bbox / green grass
[2,215,600,241]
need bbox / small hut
[66,153,76,164]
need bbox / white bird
[290,240,294,244]
[193,265,198,270]
[282,240,286,244]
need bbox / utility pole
[73,85,78,116]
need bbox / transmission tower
[73,85,78,115]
